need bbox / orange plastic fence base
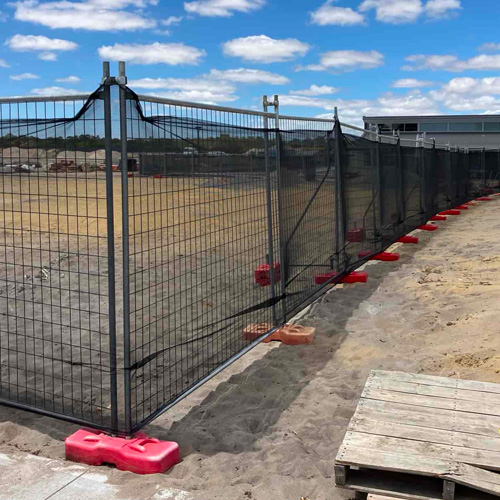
[243,323,315,345]
[419,224,438,232]
[243,323,273,342]
[430,215,447,221]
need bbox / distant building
[363,115,500,149]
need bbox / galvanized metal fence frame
[0,61,498,435]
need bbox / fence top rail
[0,93,92,104]
[136,93,274,118]
[137,93,337,124]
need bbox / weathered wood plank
[349,416,500,455]
[371,371,500,396]
[362,387,500,417]
[445,463,500,495]
[341,431,500,472]
[368,375,500,408]
[356,398,500,437]
[336,440,453,475]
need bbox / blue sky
[2,0,500,124]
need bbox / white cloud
[10,72,39,80]
[31,86,86,96]
[98,42,206,65]
[6,34,77,52]
[39,51,58,61]
[222,35,310,63]
[13,0,157,31]
[404,53,500,72]
[310,1,365,26]
[358,0,461,24]
[293,84,339,96]
[162,15,183,26]
[184,0,264,17]
[128,76,237,104]
[146,90,238,104]
[425,0,461,19]
[280,91,439,128]
[0,59,10,68]
[359,0,423,24]
[56,75,81,83]
[208,68,289,84]
[129,77,234,92]
[392,78,434,88]
[478,42,500,52]
[298,50,384,73]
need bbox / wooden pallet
[335,370,500,499]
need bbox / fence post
[446,143,453,207]
[118,61,132,435]
[262,95,277,325]
[333,107,346,269]
[396,132,405,226]
[418,133,427,222]
[481,147,486,190]
[272,95,288,324]
[370,125,383,241]
[102,61,119,433]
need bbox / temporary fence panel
[121,88,280,432]
[0,88,118,431]
[0,70,497,435]
[277,117,337,319]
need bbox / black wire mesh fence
[0,68,498,434]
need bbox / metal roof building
[363,114,500,149]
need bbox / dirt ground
[0,197,499,498]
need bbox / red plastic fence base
[358,251,400,262]
[419,224,438,232]
[456,205,469,210]
[494,193,500,197]
[439,210,461,216]
[430,215,447,221]
[315,271,368,285]
[477,197,493,201]
[347,228,365,242]
[342,271,369,284]
[65,429,180,475]
[254,262,280,287]
[397,236,418,244]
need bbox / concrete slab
[0,450,192,500]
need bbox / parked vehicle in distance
[206,151,227,157]
[183,147,199,156]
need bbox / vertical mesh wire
[0,91,116,429]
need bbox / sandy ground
[0,198,499,500]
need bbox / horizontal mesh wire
[0,89,116,429]
[123,91,280,429]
